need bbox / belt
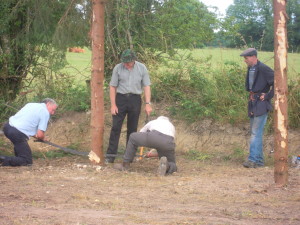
[152,130,174,139]
[249,91,260,101]
[117,93,140,97]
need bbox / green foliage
[28,73,91,114]
[185,150,213,161]
[0,97,28,126]
[185,147,247,163]
[212,61,247,123]
[151,53,248,123]
[104,0,218,74]
[151,49,300,127]
[32,150,72,159]
[0,0,89,102]
[1,0,218,105]
[288,80,300,128]
[286,0,300,52]
[221,0,273,50]
[222,147,246,162]
[219,0,300,52]
[2,48,300,130]
[149,0,217,51]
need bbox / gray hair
[42,98,57,106]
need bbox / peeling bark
[273,0,288,186]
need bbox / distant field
[188,48,299,80]
[65,48,299,83]
[64,49,92,83]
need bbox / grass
[63,48,300,82]
[63,48,92,83]
[60,47,300,126]
[184,147,247,163]
[186,48,299,80]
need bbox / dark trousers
[123,130,177,174]
[106,93,141,158]
[2,123,32,166]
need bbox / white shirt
[140,116,175,138]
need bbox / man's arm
[110,86,118,115]
[261,65,274,101]
[144,86,152,116]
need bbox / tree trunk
[90,0,106,165]
[273,0,288,186]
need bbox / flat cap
[240,48,257,56]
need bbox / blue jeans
[248,113,268,165]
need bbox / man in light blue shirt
[1,98,57,166]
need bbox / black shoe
[0,156,6,166]
[243,160,264,168]
[114,162,130,171]
[255,163,264,168]
[105,157,115,164]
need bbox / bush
[151,55,248,124]
[28,73,91,114]
[288,80,300,128]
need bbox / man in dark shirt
[240,48,274,168]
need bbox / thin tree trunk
[90,0,106,165]
[273,0,288,186]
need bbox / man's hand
[35,129,45,141]
[260,93,266,101]
[145,104,152,116]
[111,105,118,115]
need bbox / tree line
[0,0,299,103]
[218,0,300,52]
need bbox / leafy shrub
[28,73,91,114]
[151,55,248,124]
[288,80,300,128]
[222,147,246,162]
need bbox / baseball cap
[121,49,136,62]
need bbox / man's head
[240,48,258,67]
[121,49,136,63]
[42,98,58,115]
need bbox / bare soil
[1,111,300,225]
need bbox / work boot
[167,162,177,174]
[105,157,115,164]
[0,156,5,166]
[122,162,130,170]
[114,162,130,171]
[243,160,263,168]
[157,156,167,176]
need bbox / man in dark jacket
[240,48,274,168]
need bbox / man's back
[9,103,49,137]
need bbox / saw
[34,139,89,156]
[34,139,145,159]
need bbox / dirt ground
[1,111,300,225]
